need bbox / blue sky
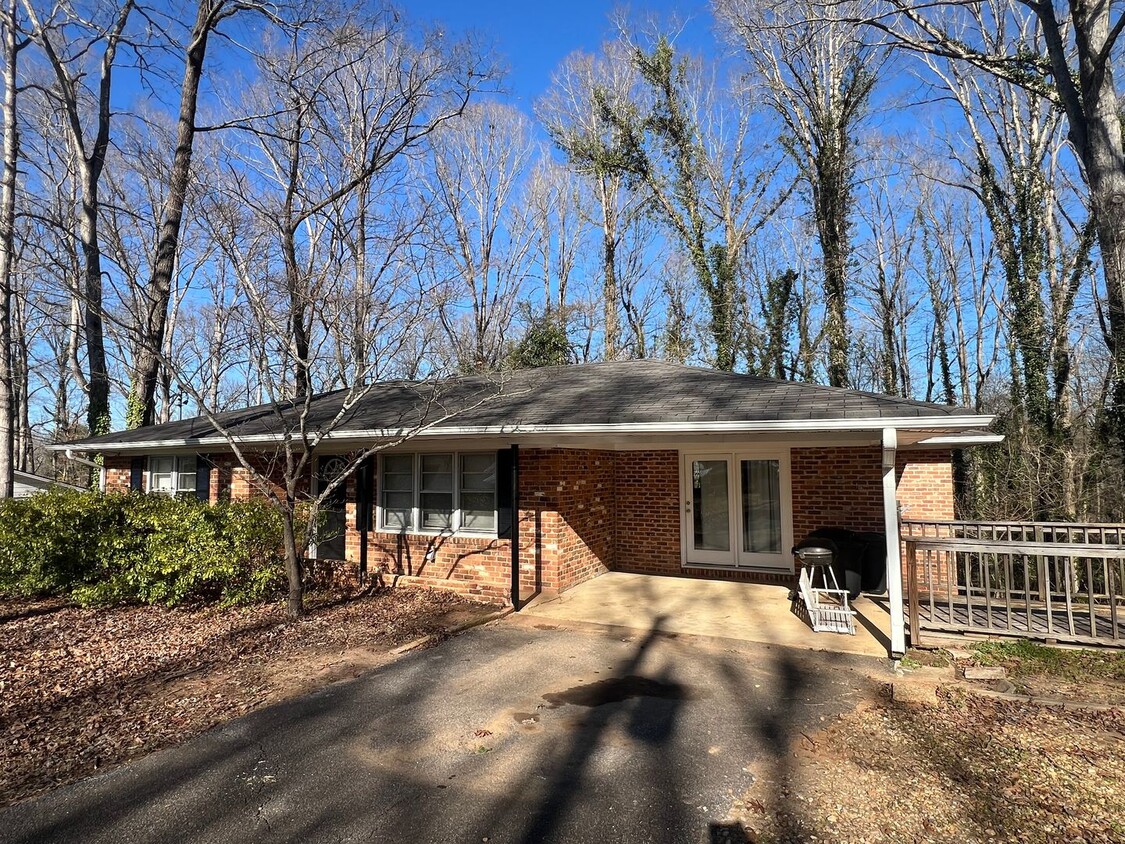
[405,0,716,110]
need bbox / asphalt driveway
[1,614,890,844]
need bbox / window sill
[375,527,500,542]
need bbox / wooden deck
[903,520,1125,649]
[915,598,1125,647]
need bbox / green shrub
[0,489,287,607]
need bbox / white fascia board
[51,414,996,453]
[906,432,1005,447]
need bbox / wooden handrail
[905,537,1125,558]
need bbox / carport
[520,571,893,658]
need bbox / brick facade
[102,443,956,604]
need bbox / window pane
[382,454,413,490]
[381,455,414,530]
[460,453,495,486]
[421,453,453,491]
[176,457,197,493]
[459,454,495,532]
[692,460,730,552]
[382,491,413,530]
[149,457,173,493]
[421,492,453,530]
[460,491,496,532]
[741,459,781,554]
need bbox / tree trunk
[281,503,304,619]
[602,227,618,361]
[128,0,218,428]
[0,0,17,498]
[817,182,851,387]
[1033,0,1125,445]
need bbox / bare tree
[539,41,647,361]
[424,101,535,373]
[868,0,1125,454]
[557,33,790,370]
[220,7,492,397]
[21,0,135,446]
[716,0,885,386]
[0,0,27,497]
[855,164,920,397]
[126,0,259,429]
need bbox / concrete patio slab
[521,572,893,658]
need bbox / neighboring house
[13,470,85,498]
[53,360,999,656]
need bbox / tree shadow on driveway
[0,618,884,844]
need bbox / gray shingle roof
[61,360,990,450]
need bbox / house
[13,470,85,498]
[53,360,999,657]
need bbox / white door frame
[680,448,794,572]
[681,452,737,566]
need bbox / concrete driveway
[0,615,890,844]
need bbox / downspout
[881,428,906,658]
[65,449,106,493]
[510,444,520,610]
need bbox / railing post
[907,540,921,648]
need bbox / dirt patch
[0,587,493,808]
[964,640,1125,706]
[730,686,1125,843]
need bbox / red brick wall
[895,450,955,521]
[103,457,132,494]
[544,449,615,591]
[613,450,680,575]
[345,448,616,603]
[790,446,955,541]
[100,443,956,602]
[791,446,886,542]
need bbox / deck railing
[901,520,1125,648]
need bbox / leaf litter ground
[0,588,491,807]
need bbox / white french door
[681,450,793,571]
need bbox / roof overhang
[50,414,998,454]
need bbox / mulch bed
[732,686,1125,843]
[0,588,493,808]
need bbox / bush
[0,490,287,607]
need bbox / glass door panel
[685,457,735,565]
[741,459,781,554]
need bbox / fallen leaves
[734,686,1125,844]
[0,587,491,808]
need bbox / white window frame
[377,451,498,538]
[680,447,793,572]
[146,455,198,496]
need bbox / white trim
[680,448,794,573]
[145,455,198,496]
[50,414,996,453]
[376,450,498,540]
[883,428,906,658]
[907,432,1004,447]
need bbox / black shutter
[129,456,145,492]
[195,455,212,502]
[355,456,375,531]
[496,448,514,539]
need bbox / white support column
[882,427,906,658]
